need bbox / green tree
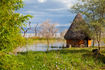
[72,0,105,50]
[0,0,32,51]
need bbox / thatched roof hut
[64,13,91,47]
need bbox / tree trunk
[97,31,101,51]
[92,39,95,47]
[98,41,100,50]
[23,31,26,37]
[46,38,49,52]
[34,24,38,37]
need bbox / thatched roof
[64,13,90,40]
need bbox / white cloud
[54,0,76,8]
[24,10,71,17]
[56,23,70,27]
[46,8,67,11]
[23,0,34,3]
[23,0,76,8]
[33,14,71,17]
[38,0,47,3]
[24,11,35,13]
[29,23,71,28]
[21,0,76,30]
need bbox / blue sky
[18,0,77,33]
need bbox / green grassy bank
[0,48,105,70]
[26,37,65,44]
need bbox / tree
[60,29,67,39]
[39,20,58,51]
[72,0,105,50]
[34,23,39,37]
[40,20,58,38]
[23,22,31,37]
[0,0,32,51]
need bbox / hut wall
[66,39,92,47]
[66,40,85,47]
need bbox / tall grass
[0,48,105,70]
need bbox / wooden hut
[64,13,91,47]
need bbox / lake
[15,40,105,52]
[15,41,66,52]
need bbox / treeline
[23,20,58,38]
[23,20,67,39]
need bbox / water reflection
[16,41,66,52]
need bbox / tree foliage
[40,20,58,38]
[0,0,32,51]
[72,0,105,49]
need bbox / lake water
[15,41,66,52]
[15,40,105,52]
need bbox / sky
[17,0,77,33]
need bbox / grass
[0,48,105,70]
[26,37,65,45]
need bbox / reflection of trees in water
[16,41,66,52]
